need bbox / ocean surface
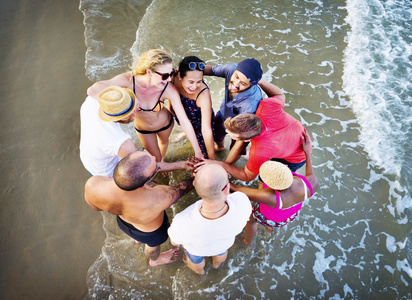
[78,0,412,298]
[0,0,410,299]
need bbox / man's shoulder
[260,96,284,107]
[81,96,97,111]
[173,201,199,222]
[228,192,252,216]
[256,96,284,116]
[140,182,183,201]
[228,191,250,204]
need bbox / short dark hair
[113,154,152,191]
[178,56,205,78]
[224,113,262,140]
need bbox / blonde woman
[88,49,204,161]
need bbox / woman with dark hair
[172,56,216,159]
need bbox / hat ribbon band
[103,96,134,117]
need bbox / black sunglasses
[188,62,205,71]
[221,181,229,191]
[144,162,160,186]
[154,69,175,80]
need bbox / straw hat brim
[98,88,137,122]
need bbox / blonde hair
[224,113,262,140]
[131,49,173,76]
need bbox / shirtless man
[87,49,203,162]
[84,148,194,266]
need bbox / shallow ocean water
[0,0,410,299]
[80,0,412,298]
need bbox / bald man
[168,164,251,274]
[84,148,194,266]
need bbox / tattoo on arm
[167,178,194,206]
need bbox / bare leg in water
[212,251,228,269]
[182,252,205,275]
[243,214,258,245]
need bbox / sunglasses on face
[144,162,160,186]
[221,181,229,191]
[154,69,175,80]
[188,62,205,71]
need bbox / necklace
[200,202,227,214]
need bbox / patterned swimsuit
[174,87,215,158]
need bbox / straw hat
[259,161,293,190]
[98,86,137,122]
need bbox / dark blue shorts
[270,158,306,172]
[117,211,170,247]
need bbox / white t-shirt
[168,192,252,256]
[79,96,131,176]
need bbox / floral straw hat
[98,86,137,122]
[259,161,293,190]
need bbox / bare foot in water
[149,248,180,267]
[236,235,251,247]
[171,132,187,143]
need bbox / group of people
[80,49,319,274]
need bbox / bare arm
[197,89,216,160]
[258,79,285,102]
[230,182,276,206]
[158,159,196,173]
[166,177,195,206]
[301,131,319,194]
[117,138,137,158]
[196,160,258,182]
[224,140,245,165]
[87,72,133,99]
[167,85,204,159]
[203,65,214,76]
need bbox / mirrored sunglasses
[188,62,205,71]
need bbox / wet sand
[0,1,104,299]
